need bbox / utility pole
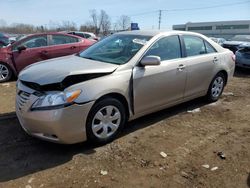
[158,10,162,30]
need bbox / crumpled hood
[19,55,119,85]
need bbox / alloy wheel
[211,76,224,98]
[0,64,9,81]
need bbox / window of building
[216,25,249,30]
[187,26,213,31]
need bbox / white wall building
[173,20,250,39]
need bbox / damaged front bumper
[16,80,95,144]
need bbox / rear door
[45,34,80,58]
[133,35,187,115]
[12,35,49,72]
[181,35,218,98]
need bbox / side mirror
[140,55,161,66]
[17,45,26,53]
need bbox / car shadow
[0,97,207,182]
[0,112,16,120]
[123,97,206,136]
[247,173,250,188]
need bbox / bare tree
[60,21,77,31]
[90,9,99,34]
[80,22,96,33]
[99,10,111,35]
[117,15,131,30]
[89,9,111,35]
[48,20,61,31]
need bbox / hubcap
[211,76,224,98]
[92,105,121,139]
[0,64,9,81]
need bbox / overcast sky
[0,0,250,29]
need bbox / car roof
[116,30,204,37]
[22,32,83,39]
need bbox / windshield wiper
[80,56,98,61]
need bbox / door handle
[70,46,77,49]
[40,50,48,54]
[177,64,186,71]
[213,57,219,63]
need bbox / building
[173,20,250,39]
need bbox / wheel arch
[217,70,228,85]
[0,61,15,82]
[94,92,130,121]
[0,61,16,76]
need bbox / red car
[0,32,95,82]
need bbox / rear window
[50,35,79,45]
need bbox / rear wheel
[0,63,12,83]
[86,98,126,144]
[206,72,226,102]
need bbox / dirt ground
[0,69,249,188]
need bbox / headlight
[31,89,81,110]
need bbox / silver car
[16,31,235,144]
[235,44,250,69]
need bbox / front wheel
[86,98,126,144]
[206,73,226,102]
[0,63,12,83]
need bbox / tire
[86,97,126,144]
[0,63,12,83]
[206,72,226,102]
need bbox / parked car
[209,37,226,46]
[0,32,10,47]
[235,43,250,69]
[16,30,235,144]
[222,35,250,53]
[0,32,95,82]
[64,31,99,41]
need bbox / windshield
[79,34,152,65]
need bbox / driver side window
[14,35,47,50]
[145,35,182,61]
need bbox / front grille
[17,91,31,111]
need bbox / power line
[162,0,250,12]
[127,10,158,17]
[127,0,250,18]
[127,0,250,30]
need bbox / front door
[133,35,187,115]
[12,35,49,72]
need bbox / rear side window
[84,34,91,38]
[183,35,206,57]
[145,35,182,61]
[50,35,79,45]
[205,41,217,53]
[74,33,85,38]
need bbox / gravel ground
[0,68,249,188]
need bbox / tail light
[231,53,236,62]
